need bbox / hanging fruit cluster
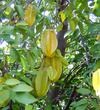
[33,29,64,97]
[24,4,64,97]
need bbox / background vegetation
[0,0,100,110]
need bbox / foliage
[0,0,100,110]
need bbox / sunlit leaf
[0,90,10,107]
[5,78,20,86]
[12,83,33,92]
[15,92,37,104]
[25,105,33,110]
[77,88,91,95]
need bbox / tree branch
[9,100,13,110]
[64,86,76,110]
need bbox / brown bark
[57,20,68,56]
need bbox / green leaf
[16,22,28,27]
[71,99,88,107]
[77,88,91,95]
[88,23,100,34]
[0,85,5,91]
[12,83,33,92]
[5,78,20,86]
[69,18,77,32]
[45,103,52,110]
[10,48,20,62]
[0,90,10,107]
[90,42,100,59]
[20,55,28,71]
[76,104,87,110]
[25,105,33,110]
[15,5,24,19]
[59,11,66,22]
[1,106,9,110]
[65,3,73,18]
[4,7,12,15]
[20,76,32,86]
[0,77,5,84]
[93,2,100,17]
[15,92,37,104]
[76,99,88,107]
[0,33,14,44]
[36,21,43,33]
[26,52,35,70]
[56,23,63,32]
[95,59,100,70]
[78,21,84,34]
[61,57,68,66]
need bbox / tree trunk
[46,0,68,109]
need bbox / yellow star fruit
[24,4,37,26]
[92,69,100,96]
[41,29,58,57]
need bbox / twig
[26,0,33,5]
[64,64,81,82]
[79,35,90,65]
[9,100,13,110]
[38,0,42,8]
[68,68,84,84]
[64,86,76,110]
[64,61,86,88]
